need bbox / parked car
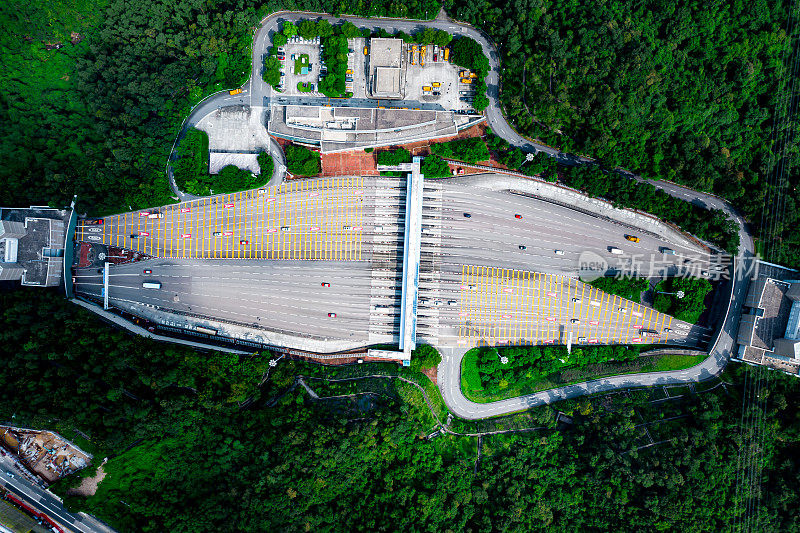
[518,245,526,250]
[463,213,471,218]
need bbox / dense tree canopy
[449,0,799,264]
[3,290,800,532]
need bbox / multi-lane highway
[74,175,706,354]
[74,259,396,345]
[140,10,757,420]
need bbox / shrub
[285,145,320,176]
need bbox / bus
[196,326,218,336]
[639,329,659,338]
[142,282,161,289]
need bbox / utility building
[0,206,73,287]
[735,265,800,376]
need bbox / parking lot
[277,37,322,95]
[402,44,472,111]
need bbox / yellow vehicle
[460,70,468,77]
[460,78,472,84]
[346,69,353,75]
[469,72,478,78]
[432,82,441,88]
[364,46,368,55]
[411,45,417,65]
[229,88,242,95]
[422,86,432,92]
[625,235,640,243]
[420,45,426,66]
[443,48,450,61]
[378,106,385,109]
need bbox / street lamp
[657,290,685,299]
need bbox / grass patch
[297,81,314,92]
[461,347,707,403]
[293,53,309,75]
[587,276,649,302]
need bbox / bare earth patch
[66,462,106,497]
[421,366,437,385]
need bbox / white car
[554,250,565,255]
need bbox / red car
[310,226,320,231]
[321,282,330,287]
[224,203,235,208]
[240,240,248,245]
[223,231,234,236]
[139,212,150,217]
[180,207,192,213]
[143,269,152,274]
[267,228,277,233]
[515,214,522,219]
[139,231,150,236]
[181,233,191,238]
[328,313,337,318]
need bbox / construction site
[0,427,91,484]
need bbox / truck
[229,88,242,95]
[432,82,441,87]
[639,329,659,338]
[420,45,426,66]
[469,72,478,78]
[443,48,450,61]
[422,86,432,92]
[661,247,675,255]
[142,282,161,289]
[460,78,472,84]
[147,212,163,219]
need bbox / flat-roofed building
[734,262,800,376]
[369,38,403,99]
[0,207,71,287]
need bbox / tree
[272,33,288,47]
[298,20,317,40]
[262,56,281,86]
[341,21,361,39]
[284,145,320,176]
[409,344,442,372]
[421,154,452,177]
[282,22,298,38]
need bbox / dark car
[463,213,471,218]
[321,282,330,287]
[519,245,526,250]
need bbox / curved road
[170,10,756,418]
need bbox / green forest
[2,289,800,531]
[448,0,799,264]
[3,0,800,531]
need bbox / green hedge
[430,137,490,163]
[588,276,650,302]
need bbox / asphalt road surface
[0,454,114,533]
[74,259,398,345]
[80,176,381,261]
